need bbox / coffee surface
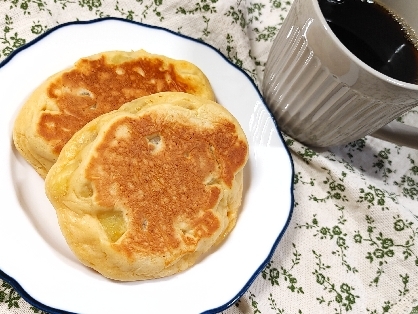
[318,0,418,84]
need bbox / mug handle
[371,121,418,150]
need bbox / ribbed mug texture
[263,3,418,147]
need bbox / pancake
[45,92,249,281]
[13,50,215,178]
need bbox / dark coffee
[318,0,418,84]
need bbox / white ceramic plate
[0,18,294,314]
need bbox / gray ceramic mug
[263,0,418,149]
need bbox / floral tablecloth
[1,0,417,313]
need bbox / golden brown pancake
[13,50,215,178]
[45,92,248,281]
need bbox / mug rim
[311,0,418,91]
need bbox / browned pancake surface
[45,92,248,281]
[88,111,246,259]
[42,55,201,154]
[13,50,215,177]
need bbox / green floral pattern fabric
[0,0,417,313]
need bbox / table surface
[0,1,417,313]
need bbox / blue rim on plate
[0,17,295,314]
